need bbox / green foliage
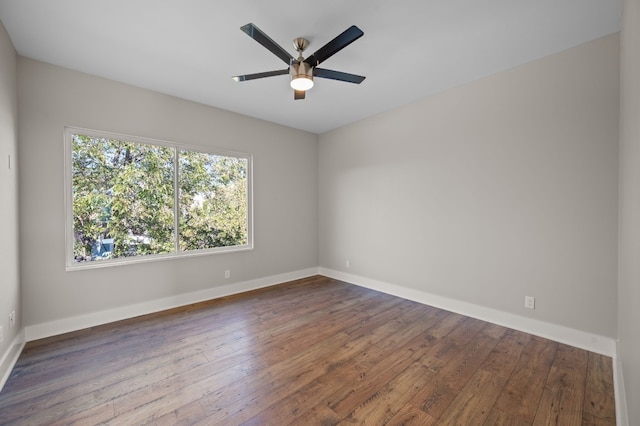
[71,134,249,263]
[178,151,248,251]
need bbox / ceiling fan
[232,23,365,100]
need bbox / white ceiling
[0,0,623,134]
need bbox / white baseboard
[0,329,26,392]
[25,267,320,342]
[319,268,617,357]
[613,342,629,426]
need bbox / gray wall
[17,58,318,327]
[619,0,640,422]
[0,20,21,374]
[318,34,619,338]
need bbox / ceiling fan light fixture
[290,75,314,91]
[290,61,314,91]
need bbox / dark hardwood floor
[0,275,616,425]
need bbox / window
[64,127,252,269]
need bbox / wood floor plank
[386,403,438,426]
[0,275,617,425]
[285,404,342,426]
[406,324,505,420]
[532,343,588,426]
[108,354,269,424]
[195,332,358,424]
[342,298,419,340]
[581,411,617,426]
[338,359,438,424]
[436,369,506,424]
[325,311,465,418]
[30,348,227,419]
[238,317,418,425]
[239,359,365,426]
[483,407,532,426]
[257,295,385,366]
[492,335,558,423]
[48,402,115,426]
[150,400,208,426]
[200,301,440,425]
[480,328,531,379]
[583,352,616,424]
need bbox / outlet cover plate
[525,296,535,309]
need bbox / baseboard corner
[0,328,26,392]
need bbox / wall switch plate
[525,296,535,309]
[346,260,350,268]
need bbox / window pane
[72,134,175,262]
[66,127,252,269]
[178,151,248,251]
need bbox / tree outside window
[67,129,251,268]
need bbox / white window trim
[63,126,253,271]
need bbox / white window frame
[64,126,253,270]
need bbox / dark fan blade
[294,90,306,100]
[240,23,294,65]
[304,25,363,67]
[314,68,365,84]
[232,69,289,82]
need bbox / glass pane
[178,151,248,251]
[71,134,175,262]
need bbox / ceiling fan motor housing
[290,37,314,90]
[290,60,314,90]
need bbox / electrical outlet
[345,260,350,268]
[224,270,231,279]
[9,310,15,328]
[0,325,3,343]
[525,296,535,309]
